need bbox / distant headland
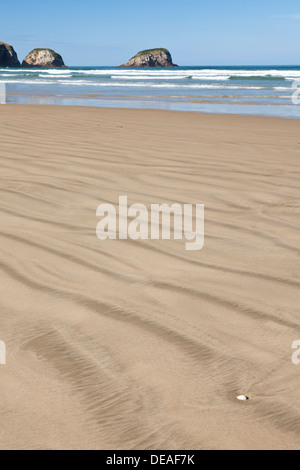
[0,41,66,68]
[0,41,179,68]
[0,42,20,67]
[120,48,178,67]
[22,49,65,68]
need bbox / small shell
[237,395,249,401]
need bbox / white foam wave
[38,74,73,78]
[0,78,293,91]
[1,67,300,77]
[47,81,275,90]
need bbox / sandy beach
[0,104,299,450]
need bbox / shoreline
[2,64,299,119]
[3,102,300,120]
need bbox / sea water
[1,65,300,117]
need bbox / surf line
[96,196,204,251]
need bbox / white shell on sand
[237,395,249,401]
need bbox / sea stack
[121,48,178,67]
[22,49,66,68]
[0,42,20,67]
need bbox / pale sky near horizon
[2,0,300,66]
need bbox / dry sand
[0,105,299,450]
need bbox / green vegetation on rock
[132,48,170,59]
[29,48,59,56]
[121,47,177,67]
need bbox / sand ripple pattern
[0,106,299,449]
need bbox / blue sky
[1,0,300,66]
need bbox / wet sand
[0,105,299,450]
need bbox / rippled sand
[0,105,299,450]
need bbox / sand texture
[0,105,299,450]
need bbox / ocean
[1,65,300,117]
